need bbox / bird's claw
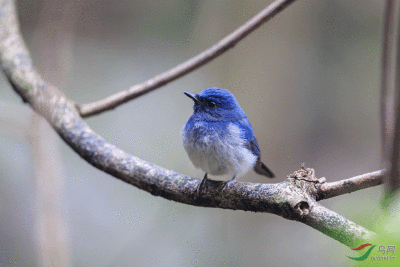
[222,176,236,191]
[196,173,208,199]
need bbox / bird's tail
[254,158,275,178]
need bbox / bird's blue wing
[231,117,261,157]
[232,117,275,178]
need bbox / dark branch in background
[77,0,297,117]
[0,0,383,247]
[381,0,396,157]
[383,0,400,200]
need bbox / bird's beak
[184,92,202,105]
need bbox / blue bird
[182,88,275,197]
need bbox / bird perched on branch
[182,88,275,197]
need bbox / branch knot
[288,163,326,184]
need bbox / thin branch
[0,0,379,248]
[0,117,28,141]
[29,114,70,267]
[77,0,297,117]
[316,170,385,201]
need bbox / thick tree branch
[0,0,380,248]
[77,0,297,118]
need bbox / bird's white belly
[182,122,257,178]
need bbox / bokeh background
[1,0,399,266]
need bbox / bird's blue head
[184,88,246,121]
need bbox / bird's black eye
[208,100,216,108]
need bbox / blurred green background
[1,0,399,266]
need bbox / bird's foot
[196,173,209,199]
[222,176,236,191]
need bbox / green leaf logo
[347,244,376,261]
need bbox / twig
[316,170,385,201]
[77,0,297,117]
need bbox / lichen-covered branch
[0,0,379,247]
[302,202,376,248]
[77,0,297,117]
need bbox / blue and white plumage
[182,88,274,195]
